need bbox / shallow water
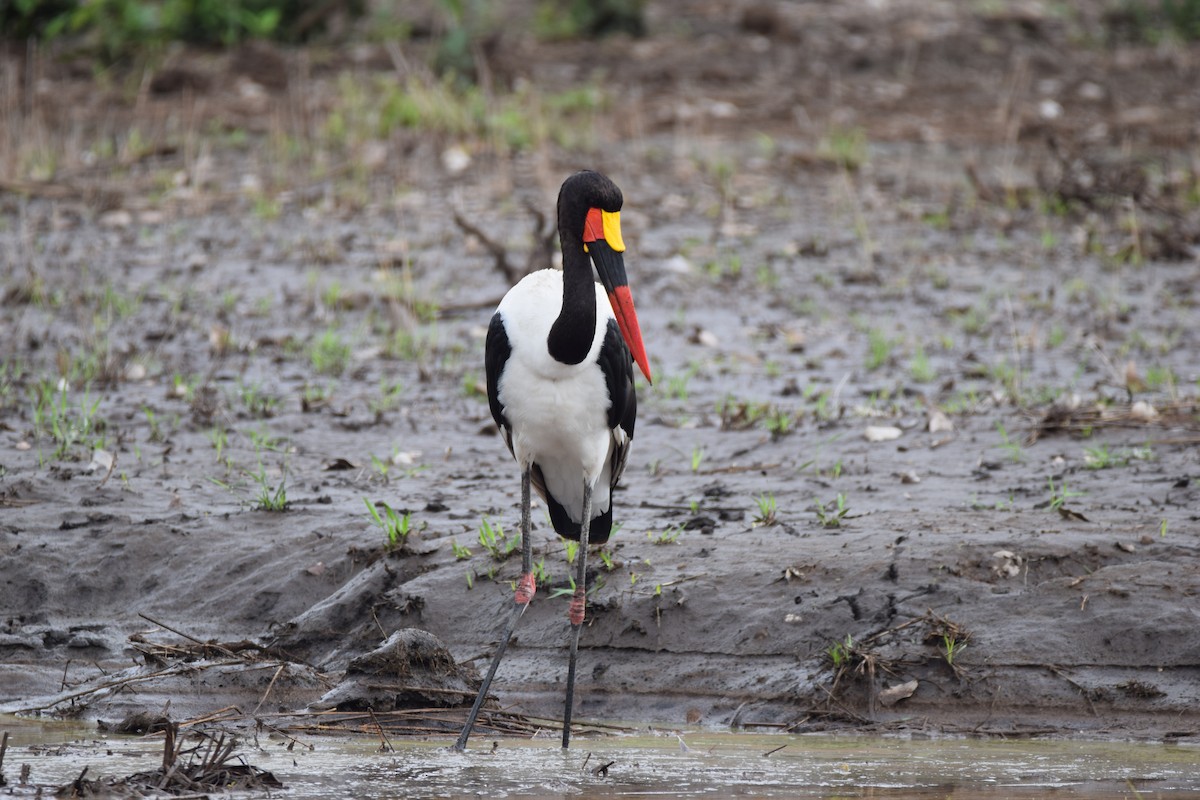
[4,717,1198,798]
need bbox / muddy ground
[2,1,1199,744]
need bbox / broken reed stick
[252,663,287,716]
[367,708,395,752]
[137,613,244,661]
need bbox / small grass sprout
[368,379,405,418]
[942,634,967,666]
[814,493,850,528]
[909,346,935,383]
[995,421,1024,463]
[827,634,856,668]
[236,380,280,418]
[1047,476,1084,512]
[31,382,105,460]
[1083,443,1152,470]
[364,497,411,551]
[865,328,893,371]
[764,408,794,439]
[549,575,605,600]
[208,426,229,462]
[647,524,683,545]
[252,464,288,511]
[753,492,778,526]
[310,329,351,376]
[478,516,520,560]
[818,125,868,171]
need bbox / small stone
[441,145,471,175]
[864,425,902,442]
[663,254,693,275]
[1039,99,1063,120]
[100,209,133,228]
[1130,400,1159,421]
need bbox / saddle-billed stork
[454,170,652,751]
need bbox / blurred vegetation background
[2,0,1194,74]
[0,0,648,72]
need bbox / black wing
[598,317,636,492]
[484,312,514,454]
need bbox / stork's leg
[454,468,536,752]
[561,481,593,750]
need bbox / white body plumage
[493,269,623,525]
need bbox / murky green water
[3,716,1198,798]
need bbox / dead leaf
[1124,360,1146,393]
[89,449,114,473]
[927,410,954,433]
[323,458,358,471]
[209,324,231,356]
[1057,506,1090,522]
[878,678,919,707]
[783,566,807,581]
[992,550,1024,579]
[784,327,806,352]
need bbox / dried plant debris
[49,725,280,798]
[1117,680,1167,700]
[1029,398,1200,443]
[309,629,482,715]
[818,608,975,716]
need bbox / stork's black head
[557,170,623,245]
[552,170,651,383]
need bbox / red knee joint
[568,588,586,626]
[515,573,536,605]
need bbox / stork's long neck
[547,242,596,366]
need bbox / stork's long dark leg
[454,468,535,752]
[561,481,593,750]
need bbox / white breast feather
[496,270,618,523]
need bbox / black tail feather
[545,489,614,545]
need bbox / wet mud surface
[2,0,1199,745]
